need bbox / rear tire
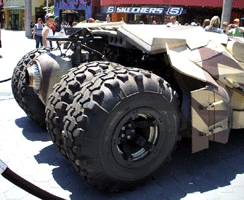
[45,61,124,157]
[11,47,51,127]
[63,66,180,191]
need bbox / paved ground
[1,29,244,200]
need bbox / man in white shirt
[167,16,181,27]
[42,13,55,47]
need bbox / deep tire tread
[11,47,51,127]
[45,61,124,157]
[63,65,180,191]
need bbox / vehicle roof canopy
[117,25,227,54]
[75,22,229,54]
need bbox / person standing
[60,22,65,30]
[87,18,95,23]
[204,16,223,34]
[106,14,111,23]
[42,13,55,48]
[167,16,180,27]
[222,21,229,34]
[202,19,210,28]
[226,19,244,37]
[72,21,78,27]
[164,16,170,25]
[33,18,44,48]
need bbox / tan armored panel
[227,37,244,63]
[118,25,209,54]
[191,85,230,153]
[191,87,214,153]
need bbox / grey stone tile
[5,187,28,200]
[16,165,38,177]
[48,176,71,189]
[217,185,234,193]
[141,181,165,194]
[0,192,7,200]
[32,172,53,182]
[219,193,243,200]
[162,188,186,200]
[202,189,220,200]
[173,171,193,183]
[192,176,216,192]
[233,187,244,199]
[177,182,200,193]
[181,192,206,200]
[52,166,72,177]
[158,177,179,189]
[123,189,147,200]
[47,188,70,200]
[0,178,14,193]
[22,194,40,200]
[230,176,244,187]
[144,194,169,200]
[33,181,51,191]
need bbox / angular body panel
[117,25,209,54]
[33,51,73,105]
[191,84,230,153]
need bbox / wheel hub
[112,108,164,168]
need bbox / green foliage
[43,5,54,14]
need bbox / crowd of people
[139,15,243,38]
[30,13,244,49]
[103,14,244,38]
[162,15,244,37]
[130,15,244,38]
[201,16,244,37]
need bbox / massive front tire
[11,47,51,127]
[45,61,124,157]
[63,67,180,191]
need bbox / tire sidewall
[12,47,50,127]
[98,92,179,182]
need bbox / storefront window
[61,9,85,25]
[129,14,167,24]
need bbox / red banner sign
[101,0,244,9]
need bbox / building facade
[2,0,54,30]
[100,0,244,25]
[54,0,100,26]
[3,0,24,30]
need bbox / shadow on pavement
[34,144,128,200]
[15,116,50,142]
[15,115,244,200]
[36,129,244,200]
[152,129,244,200]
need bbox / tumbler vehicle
[11,22,244,191]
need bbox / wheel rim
[112,107,165,168]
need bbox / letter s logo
[107,7,115,14]
[166,7,183,16]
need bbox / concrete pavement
[1,29,244,200]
